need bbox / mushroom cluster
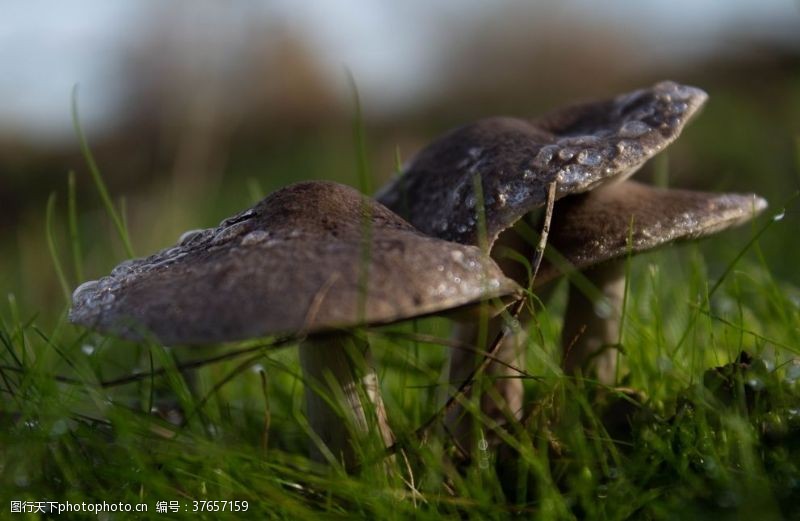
[70,81,766,469]
[376,80,767,451]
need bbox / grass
[1,100,799,520]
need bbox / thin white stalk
[299,333,394,468]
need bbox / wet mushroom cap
[69,181,520,345]
[376,81,708,247]
[536,180,768,285]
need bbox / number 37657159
[192,500,249,512]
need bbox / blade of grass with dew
[45,193,72,305]
[71,85,135,258]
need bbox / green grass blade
[45,193,72,305]
[672,194,796,355]
[67,170,84,282]
[346,71,374,320]
[71,85,135,258]
[346,70,371,196]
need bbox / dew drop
[593,299,613,319]
[219,208,256,227]
[671,101,688,114]
[72,280,99,301]
[98,291,116,305]
[212,222,251,244]
[616,140,643,157]
[558,147,576,161]
[773,211,785,222]
[618,120,650,138]
[241,230,270,246]
[576,150,603,166]
[179,228,206,245]
[110,259,137,277]
[556,164,586,187]
[746,377,765,392]
[533,145,558,168]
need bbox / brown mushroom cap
[376,81,707,247]
[536,180,768,285]
[69,181,520,345]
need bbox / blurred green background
[1,0,798,323]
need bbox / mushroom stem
[444,311,529,454]
[299,333,394,468]
[561,260,625,385]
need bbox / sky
[0,0,798,145]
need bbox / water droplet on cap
[241,230,270,246]
[558,147,576,161]
[576,150,603,166]
[618,120,650,138]
[179,229,206,245]
[72,280,99,301]
[450,250,465,263]
[533,145,558,168]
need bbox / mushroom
[536,180,768,383]
[376,81,708,246]
[69,181,520,469]
[376,81,708,450]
